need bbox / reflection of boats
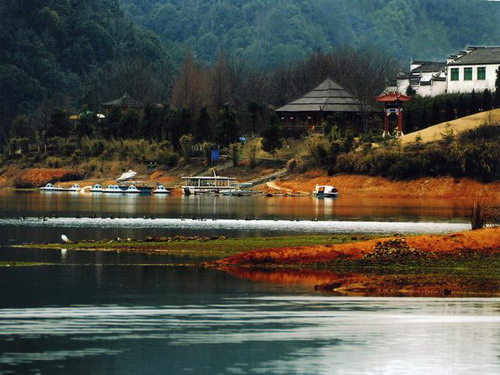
[152,185,171,194]
[182,171,238,195]
[313,185,338,198]
[40,183,80,192]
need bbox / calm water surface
[1,190,498,374]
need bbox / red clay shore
[274,172,500,201]
[213,227,500,297]
[213,227,500,267]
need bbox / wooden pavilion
[275,78,374,134]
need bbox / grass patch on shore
[14,234,382,259]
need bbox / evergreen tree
[261,115,283,155]
[482,89,493,111]
[444,99,455,122]
[495,66,500,109]
[457,95,467,118]
[193,107,212,143]
[214,105,239,147]
[469,90,478,114]
[431,101,441,125]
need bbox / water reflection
[1,190,473,222]
[0,296,498,374]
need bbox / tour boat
[313,185,338,198]
[152,185,171,194]
[182,172,237,195]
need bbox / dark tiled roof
[275,79,372,113]
[448,47,500,65]
[411,61,446,73]
[102,93,143,107]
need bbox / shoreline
[10,228,500,297]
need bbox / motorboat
[221,189,254,197]
[103,184,123,193]
[152,185,171,194]
[116,169,137,182]
[313,185,338,198]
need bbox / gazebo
[275,78,373,133]
[102,93,144,115]
[375,92,412,137]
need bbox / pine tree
[457,95,467,118]
[444,99,455,121]
[482,89,493,111]
[469,90,478,114]
[431,101,441,125]
[495,66,500,109]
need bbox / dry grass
[400,108,500,145]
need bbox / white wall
[447,64,499,94]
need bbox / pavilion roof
[102,93,143,108]
[375,92,412,103]
[275,78,371,113]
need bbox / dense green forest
[120,0,500,68]
[1,0,500,172]
[0,0,174,142]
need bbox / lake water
[1,191,498,374]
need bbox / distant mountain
[0,0,168,133]
[119,0,500,68]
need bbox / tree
[495,66,500,109]
[457,95,467,118]
[261,116,283,155]
[469,90,478,114]
[482,89,493,111]
[179,133,194,163]
[444,99,455,122]
[214,105,239,147]
[10,115,32,140]
[431,101,441,125]
[193,107,212,143]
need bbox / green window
[464,67,472,80]
[451,68,459,81]
[477,67,486,80]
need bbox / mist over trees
[120,0,500,68]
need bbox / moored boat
[103,184,123,193]
[182,174,237,195]
[152,185,171,194]
[124,185,140,194]
[90,184,103,193]
[313,185,338,198]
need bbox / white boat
[103,184,123,193]
[40,183,63,192]
[221,189,254,197]
[124,185,140,194]
[116,169,137,182]
[90,184,103,193]
[40,183,80,192]
[152,185,171,194]
[313,185,338,198]
[182,172,237,195]
[67,184,81,192]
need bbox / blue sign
[211,149,220,162]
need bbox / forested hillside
[0,0,173,140]
[119,0,500,68]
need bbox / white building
[390,46,500,97]
[447,46,500,94]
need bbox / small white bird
[61,234,71,243]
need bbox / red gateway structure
[375,92,412,137]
